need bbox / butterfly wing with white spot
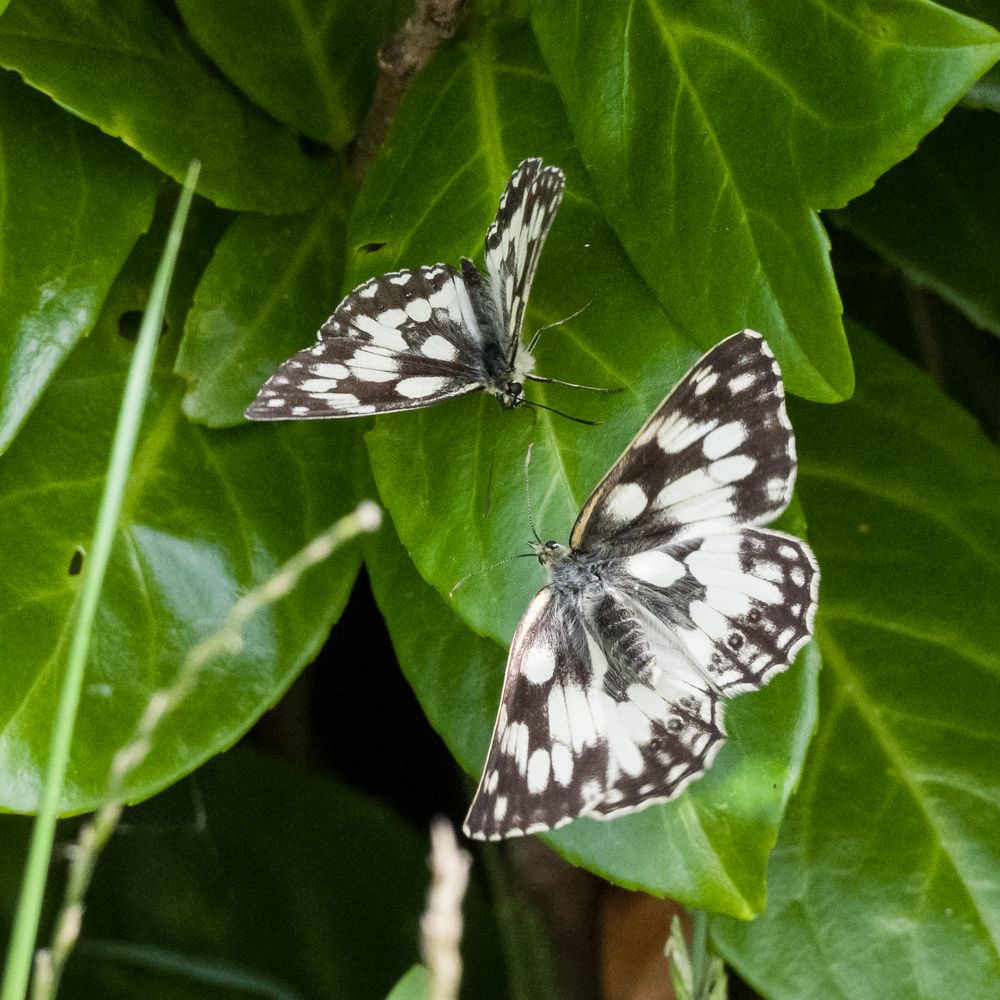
[607,528,818,705]
[464,582,734,838]
[245,265,487,419]
[483,158,566,364]
[571,330,797,555]
[464,587,606,841]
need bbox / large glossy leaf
[0,214,366,814]
[175,0,407,149]
[361,23,702,650]
[713,328,1000,998]
[177,200,348,427]
[0,0,332,213]
[0,749,435,999]
[0,70,159,455]
[366,511,820,918]
[531,0,1000,401]
[834,107,1000,338]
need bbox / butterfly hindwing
[571,330,796,554]
[608,526,818,700]
[245,265,486,419]
[484,158,566,362]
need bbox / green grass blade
[0,161,201,1000]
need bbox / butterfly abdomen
[589,594,656,703]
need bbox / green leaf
[385,966,430,1000]
[175,0,407,149]
[0,70,159,455]
[0,213,365,814]
[530,0,1000,401]
[0,749,428,999]
[360,23,699,650]
[834,107,1000,337]
[713,327,1000,998]
[177,200,348,427]
[0,0,333,213]
[367,511,820,917]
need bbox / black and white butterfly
[464,330,819,840]
[245,158,570,421]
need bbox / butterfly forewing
[571,330,796,555]
[465,587,597,841]
[245,265,487,419]
[464,582,730,840]
[484,158,566,365]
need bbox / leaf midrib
[818,624,1000,959]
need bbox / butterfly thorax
[533,540,605,594]
[461,257,533,409]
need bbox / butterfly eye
[507,381,523,397]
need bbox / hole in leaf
[298,135,329,158]
[357,241,387,254]
[68,547,85,576]
[118,310,168,342]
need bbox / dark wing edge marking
[611,527,818,702]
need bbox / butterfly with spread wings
[464,330,819,840]
[246,158,577,421]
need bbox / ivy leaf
[713,328,1000,997]
[174,0,408,149]
[833,107,1000,338]
[530,0,1000,401]
[367,511,820,917]
[0,0,332,213]
[0,213,365,813]
[0,70,159,455]
[177,199,348,427]
[361,23,701,649]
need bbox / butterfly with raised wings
[245,158,573,421]
[464,330,819,840]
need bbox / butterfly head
[495,379,526,409]
[531,538,570,568]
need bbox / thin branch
[351,0,467,179]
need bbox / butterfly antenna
[521,399,600,426]
[523,442,542,543]
[527,301,593,353]
[525,374,625,394]
[449,552,536,598]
